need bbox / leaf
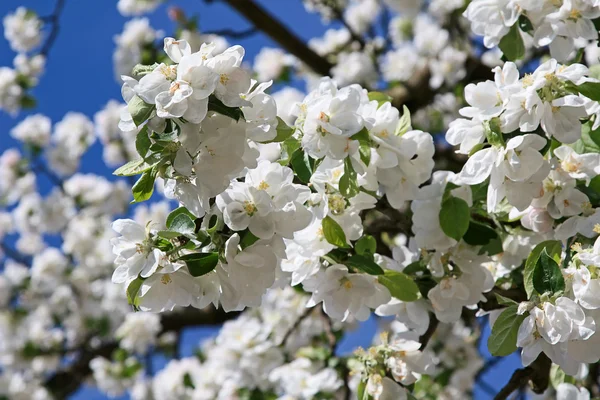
[279,137,301,166]
[484,117,505,146]
[487,305,526,356]
[322,216,347,248]
[208,95,243,121]
[439,196,470,241]
[359,140,371,166]
[523,240,562,298]
[126,277,145,307]
[518,15,534,33]
[549,364,565,389]
[346,254,384,275]
[495,293,518,306]
[131,169,156,203]
[395,105,411,136]
[166,207,197,229]
[156,230,181,239]
[355,235,376,255]
[240,230,259,249]
[463,221,498,246]
[169,213,196,235]
[367,91,392,107]
[378,270,420,302]
[572,121,600,154]
[533,248,565,295]
[357,380,371,400]
[350,128,370,142]
[128,95,155,126]
[571,81,600,102]
[498,24,525,61]
[339,157,359,198]
[262,117,294,143]
[136,126,152,158]
[290,148,313,183]
[180,252,219,277]
[113,158,153,176]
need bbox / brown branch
[40,0,66,57]
[220,0,333,76]
[419,316,438,350]
[494,354,551,400]
[205,27,258,39]
[45,306,237,399]
[280,307,313,345]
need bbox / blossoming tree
[2,0,600,399]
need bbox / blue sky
[0,1,522,398]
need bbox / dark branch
[40,0,66,57]
[220,0,333,76]
[45,306,237,399]
[204,27,258,39]
[494,354,551,400]
[419,315,438,350]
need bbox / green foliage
[180,252,219,277]
[126,277,145,307]
[355,235,377,255]
[346,254,384,275]
[523,240,562,298]
[498,24,525,61]
[322,216,348,248]
[263,117,295,143]
[207,95,243,121]
[487,305,527,356]
[290,148,313,183]
[131,168,157,203]
[378,270,420,302]
[128,95,155,126]
[339,157,359,198]
[533,249,565,295]
[439,196,470,241]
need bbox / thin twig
[40,0,66,57]
[220,0,333,76]
[205,27,258,39]
[280,307,313,346]
[419,315,438,350]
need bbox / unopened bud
[517,301,534,315]
[168,6,185,23]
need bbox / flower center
[243,201,257,216]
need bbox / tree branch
[40,0,66,57]
[419,316,438,350]
[204,27,258,39]
[44,306,237,399]
[219,0,333,76]
[494,354,551,400]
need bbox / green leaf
[169,213,196,235]
[355,235,376,255]
[367,91,392,107]
[350,128,370,142]
[572,121,600,154]
[339,157,359,198]
[484,117,505,146]
[495,293,518,306]
[378,270,420,302]
[357,380,370,400]
[126,277,144,307]
[208,95,243,121]
[180,252,219,277]
[156,230,182,239]
[166,207,197,229]
[523,240,562,298]
[518,15,534,33]
[395,105,411,136]
[131,169,156,203]
[533,248,565,295]
[262,117,294,143]
[359,140,371,166]
[240,230,259,249]
[346,254,384,275]
[113,158,153,176]
[136,126,152,158]
[463,221,498,246]
[290,149,313,183]
[439,197,470,241]
[183,373,196,389]
[549,364,565,389]
[322,216,347,248]
[128,95,155,126]
[571,81,600,102]
[499,24,525,61]
[279,136,301,166]
[487,305,527,356]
